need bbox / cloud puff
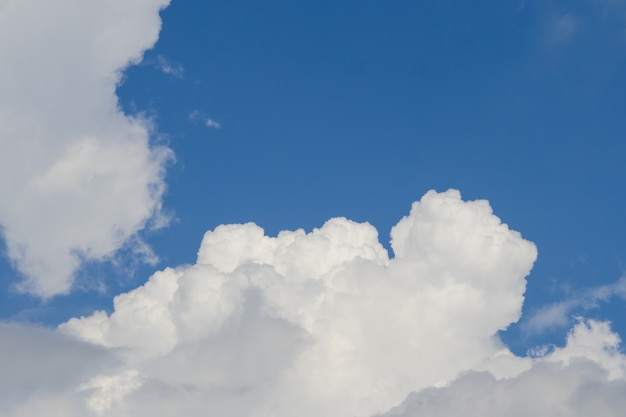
[205,118,221,129]
[380,362,626,417]
[56,190,539,416]
[379,319,626,417]
[0,0,172,297]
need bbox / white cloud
[189,111,221,129]
[0,321,113,417]
[78,370,144,415]
[380,361,626,417]
[56,190,538,416]
[544,318,626,379]
[205,118,221,129]
[523,277,626,334]
[379,319,626,417]
[156,55,184,78]
[0,0,172,297]
[3,190,624,416]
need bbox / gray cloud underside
[379,361,626,417]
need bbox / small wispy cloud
[189,110,221,129]
[205,118,221,129]
[523,276,626,334]
[156,54,184,78]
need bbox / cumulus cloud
[0,0,172,297]
[53,190,537,416]
[380,361,626,417]
[379,319,626,417]
[2,190,624,416]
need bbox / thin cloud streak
[523,277,626,334]
[156,55,184,78]
[189,110,221,129]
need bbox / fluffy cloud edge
[57,189,541,416]
[378,318,626,417]
[0,0,173,297]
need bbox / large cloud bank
[58,190,537,416]
[0,0,172,297]
[1,190,625,416]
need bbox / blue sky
[1,0,626,415]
